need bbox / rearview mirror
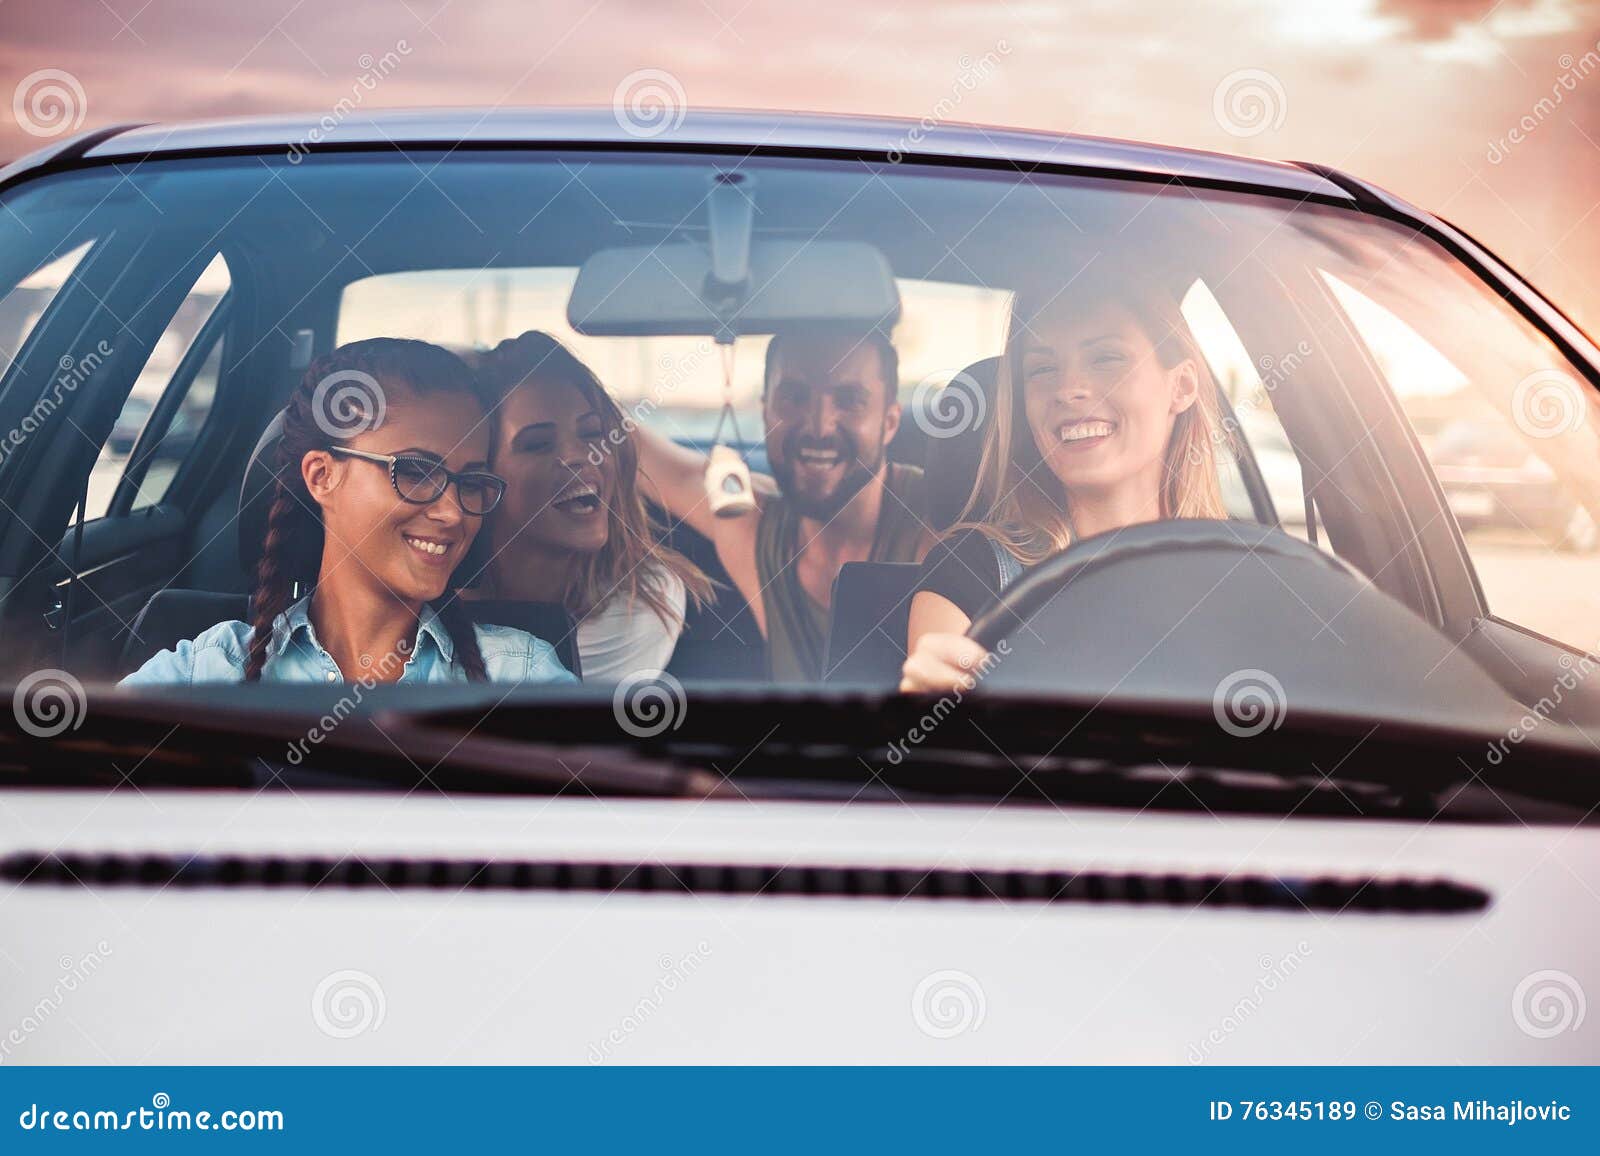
[566,240,901,337]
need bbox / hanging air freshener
[706,343,756,517]
[702,171,757,517]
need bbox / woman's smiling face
[489,376,614,562]
[1021,297,1199,502]
[309,385,493,607]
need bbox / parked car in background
[1430,415,1598,553]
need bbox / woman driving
[122,338,576,685]
[466,331,711,682]
[900,276,1227,693]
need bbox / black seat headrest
[120,590,249,676]
[923,356,1000,531]
[822,561,920,684]
[238,410,288,577]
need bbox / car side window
[1180,279,1346,559]
[1322,268,1600,652]
[0,241,93,378]
[84,254,230,518]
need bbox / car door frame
[105,284,233,518]
[1223,198,1600,723]
[0,224,249,678]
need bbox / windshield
[1,148,1597,804]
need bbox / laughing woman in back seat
[463,331,711,682]
[121,339,576,686]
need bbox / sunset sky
[3,0,1599,330]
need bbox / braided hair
[244,338,490,682]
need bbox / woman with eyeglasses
[121,338,576,686]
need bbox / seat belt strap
[990,536,1024,592]
[60,470,89,667]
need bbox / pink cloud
[1,0,1597,330]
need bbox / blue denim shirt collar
[270,596,454,669]
[119,593,577,688]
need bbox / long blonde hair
[476,331,713,627]
[952,278,1227,565]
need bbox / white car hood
[1,790,1595,1063]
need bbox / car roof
[66,106,1352,200]
[15,107,1594,377]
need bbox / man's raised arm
[634,423,775,539]
[633,423,719,539]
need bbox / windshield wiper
[16,683,1597,819]
[394,684,1600,817]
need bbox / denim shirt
[119,597,576,687]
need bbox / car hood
[1,789,1595,1064]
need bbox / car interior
[1,150,1599,730]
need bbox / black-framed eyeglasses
[328,447,506,516]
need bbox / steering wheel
[962,519,1513,725]
[967,520,1347,649]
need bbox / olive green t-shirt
[756,464,927,682]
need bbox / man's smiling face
[763,332,900,521]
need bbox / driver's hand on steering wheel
[900,632,992,695]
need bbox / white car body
[3,108,1598,1070]
[2,790,1594,1063]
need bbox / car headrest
[238,410,288,578]
[922,356,1000,532]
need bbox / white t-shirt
[576,564,687,682]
